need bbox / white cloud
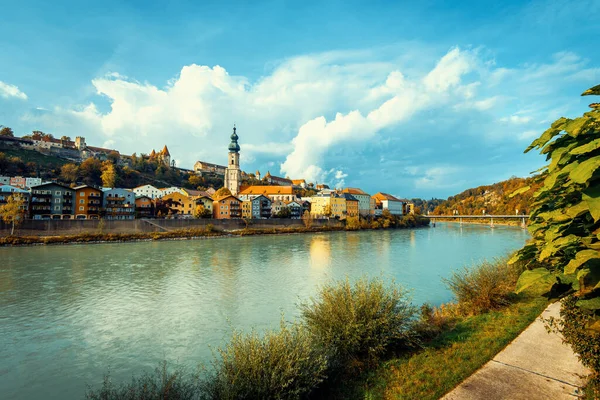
[0,81,27,100]
[500,115,532,124]
[518,130,540,141]
[415,166,465,189]
[280,47,477,181]
[22,46,598,190]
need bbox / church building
[224,126,241,195]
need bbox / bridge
[422,215,530,228]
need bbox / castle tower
[75,136,86,150]
[224,126,241,195]
[161,145,171,167]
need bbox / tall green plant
[511,84,600,332]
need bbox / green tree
[101,161,116,188]
[60,135,71,141]
[78,158,102,186]
[0,194,26,235]
[60,163,79,183]
[215,187,232,198]
[273,207,291,218]
[511,84,600,333]
[0,126,14,137]
[194,203,212,218]
[188,174,202,188]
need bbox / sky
[1,0,598,198]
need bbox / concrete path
[441,302,590,400]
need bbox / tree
[511,84,600,334]
[273,207,291,218]
[323,204,332,218]
[60,135,72,141]
[302,210,313,228]
[188,174,202,188]
[107,151,120,165]
[78,158,102,186]
[60,163,79,183]
[0,194,26,235]
[0,126,14,137]
[194,204,212,219]
[215,187,232,198]
[101,161,116,188]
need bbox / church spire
[228,126,240,153]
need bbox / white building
[133,184,162,199]
[160,187,185,197]
[342,188,374,216]
[0,176,10,185]
[372,192,404,216]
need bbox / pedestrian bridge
[422,215,530,228]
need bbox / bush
[413,303,455,340]
[345,216,360,231]
[86,361,200,400]
[558,296,600,392]
[300,277,416,371]
[443,258,519,315]
[202,321,327,400]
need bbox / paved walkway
[441,302,590,400]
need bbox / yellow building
[242,200,253,218]
[310,193,346,218]
[161,192,195,216]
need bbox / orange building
[135,195,154,218]
[341,193,360,217]
[74,185,103,219]
[213,194,242,219]
[238,185,295,202]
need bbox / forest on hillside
[431,175,543,215]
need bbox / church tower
[224,125,241,195]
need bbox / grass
[354,292,548,400]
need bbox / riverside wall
[0,218,344,237]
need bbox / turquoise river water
[0,223,529,399]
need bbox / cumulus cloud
[0,81,28,100]
[18,45,598,193]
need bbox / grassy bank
[85,257,547,400]
[357,293,548,399]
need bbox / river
[0,223,529,399]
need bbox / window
[80,192,85,196]
[79,206,84,211]
[54,206,60,211]
[55,198,61,203]
[80,199,84,204]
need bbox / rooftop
[239,185,294,195]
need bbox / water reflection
[309,235,331,271]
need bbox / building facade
[341,193,360,218]
[102,188,135,220]
[74,185,103,219]
[238,185,296,202]
[240,194,272,219]
[224,126,242,195]
[372,192,404,216]
[30,182,74,219]
[342,188,374,216]
[135,195,154,218]
[133,184,162,199]
[213,194,242,219]
[0,185,30,217]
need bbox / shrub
[557,296,600,392]
[413,303,455,340]
[300,277,416,371]
[202,321,327,400]
[345,216,361,231]
[86,361,200,400]
[443,258,519,315]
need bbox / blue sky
[1,0,598,198]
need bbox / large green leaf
[508,186,530,198]
[526,118,567,152]
[571,138,600,155]
[576,264,600,290]
[515,268,553,294]
[564,250,600,275]
[575,297,600,311]
[570,155,600,184]
[582,185,600,222]
[563,118,590,138]
[566,201,589,219]
[582,84,600,96]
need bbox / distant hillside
[431,176,543,215]
[0,146,224,190]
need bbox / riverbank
[432,218,526,227]
[0,215,430,247]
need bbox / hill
[431,175,543,215]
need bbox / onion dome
[228,126,240,152]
